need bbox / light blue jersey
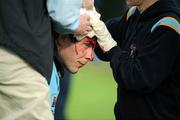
[49,62,60,113]
[47,0,82,34]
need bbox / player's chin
[69,67,79,74]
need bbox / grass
[65,61,117,120]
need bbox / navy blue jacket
[96,0,180,119]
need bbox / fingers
[74,15,93,35]
[82,0,94,10]
[76,25,92,35]
[87,25,92,31]
[83,15,93,32]
[84,14,91,23]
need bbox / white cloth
[88,8,117,52]
[78,7,117,52]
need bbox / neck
[139,0,158,13]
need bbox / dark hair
[68,34,77,43]
[53,31,59,40]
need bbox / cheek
[76,47,87,59]
[77,51,86,59]
[60,49,76,66]
[63,55,79,74]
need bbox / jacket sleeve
[108,26,180,93]
[47,0,82,34]
[95,16,125,61]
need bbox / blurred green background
[66,62,116,120]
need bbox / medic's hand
[82,0,94,10]
[74,14,92,35]
[74,0,94,35]
[88,9,117,52]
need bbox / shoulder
[151,13,180,35]
[126,6,138,21]
[106,17,124,28]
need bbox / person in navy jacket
[89,0,180,119]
